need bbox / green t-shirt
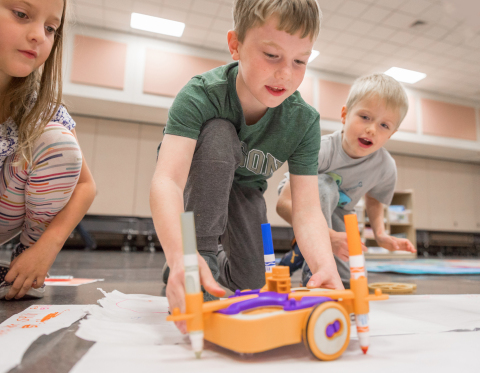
[165,62,320,192]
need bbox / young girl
[0,0,96,299]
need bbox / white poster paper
[0,305,87,373]
[70,331,480,373]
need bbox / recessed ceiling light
[384,67,426,84]
[130,13,185,37]
[308,50,320,63]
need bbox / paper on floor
[0,305,87,373]
[75,289,187,345]
[45,278,104,286]
[70,331,480,373]
[76,290,480,345]
[351,294,480,339]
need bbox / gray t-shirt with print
[278,130,397,211]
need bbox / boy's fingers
[166,285,187,334]
[307,272,344,290]
[4,268,18,284]
[199,261,225,297]
[32,277,45,289]
[174,320,187,334]
[5,275,27,300]
[15,276,35,299]
[165,269,188,334]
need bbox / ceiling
[72,0,480,103]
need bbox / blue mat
[366,259,480,275]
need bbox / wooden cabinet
[361,190,417,260]
[394,155,430,229]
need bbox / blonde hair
[233,0,322,42]
[1,0,67,166]
[346,74,409,128]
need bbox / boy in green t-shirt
[150,0,342,332]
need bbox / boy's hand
[166,254,225,334]
[4,244,56,300]
[306,266,345,290]
[375,234,416,253]
[331,230,367,261]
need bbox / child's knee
[196,119,242,164]
[34,123,82,165]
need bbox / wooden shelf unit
[358,189,417,260]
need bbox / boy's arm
[150,134,225,333]
[277,179,365,262]
[365,193,416,253]
[290,174,344,290]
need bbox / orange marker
[344,214,370,354]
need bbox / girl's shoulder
[28,93,76,131]
[51,105,76,131]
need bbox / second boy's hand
[330,230,368,262]
[375,234,416,253]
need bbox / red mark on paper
[22,325,38,329]
[41,312,61,322]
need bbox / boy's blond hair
[346,74,409,127]
[233,0,321,42]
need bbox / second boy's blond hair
[233,0,322,42]
[346,74,409,127]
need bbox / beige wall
[74,115,480,233]
[393,154,480,232]
[74,115,163,217]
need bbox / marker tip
[361,346,368,354]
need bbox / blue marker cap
[261,223,274,255]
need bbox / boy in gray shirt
[277,73,416,288]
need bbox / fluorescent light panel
[130,13,185,37]
[384,67,426,84]
[308,50,320,63]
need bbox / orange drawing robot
[167,213,388,361]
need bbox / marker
[261,223,275,273]
[344,214,370,355]
[46,276,74,280]
[181,212,204,359]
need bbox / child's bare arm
[150,134,225,332]
[290,174,344,290]
[365,193,416,253]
